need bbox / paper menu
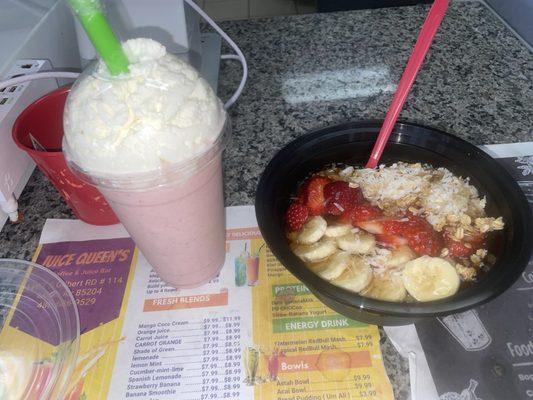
[250,238,394,399]
[1,206,394,399]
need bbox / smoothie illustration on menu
[246,244,264,286]
[438,310,492,351]
[64,338,124,400]
[246,255,259,286]
[265,348,285,381]
[23,338,123,400]
[20,360,54,400]
[12,337,118,399]
[7,343,77,400]
[235,244,248,287]
[243,346,285,385]
[235,243,263,286]
[243,347,260,385]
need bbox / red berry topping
[380,221,404,235]
[376,234,408,248]
[382,214,443,256]
[323,181,364,215]
[443,232,485,258]
[298,176,331,216]
[406,228,443,256]
[285,202,309,231]
[444,234,474,258]
[345,203,383,224]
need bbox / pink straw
[366,0,449,169]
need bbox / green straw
[68,0,129,76]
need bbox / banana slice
[402,256,460,302]
[384,245,416,268]
[308,251,351,280]
[324,223,353,238]
[360,272,407,302]
[331,256,373,293]
[296,216,327,244]
[336,231,376,254]
[291,239,337,263]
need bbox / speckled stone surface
[0,1,531,398]
[215,1,532,207]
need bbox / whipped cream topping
[63,38,226,175]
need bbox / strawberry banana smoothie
[99,153,225,288]
[63,38,228,288]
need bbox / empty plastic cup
[0,259,80,399]
[11,87,119,225]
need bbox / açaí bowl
[255,121,532,325]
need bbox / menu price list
[125,315,243,400]
[276,374,379,399]
[271,340,381,400]
[352,374,378,398]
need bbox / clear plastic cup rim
[0,258,80,399]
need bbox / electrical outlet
[0,60,50,120]
[0,59,58,227]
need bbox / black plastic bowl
[255,121,532,325]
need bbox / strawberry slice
[444,234,474,257]
[296,180,309,204]
[395,215,443,256]
[299,176,331,216]
[285,202,309,231]
[357,217,405,235]
[323,181,364,215]
[443,232,485,258]
[381,220,406,235]
[365,214,442,256]
[344,203,383,225]
[376,234,408,248]
[407,228,443,256]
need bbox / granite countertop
[1,1,531,398]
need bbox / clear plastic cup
[62,54,230,289]
[0,259,80,399]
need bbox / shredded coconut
[347,162,502,235]
[350,163,430,211]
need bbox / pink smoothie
[246,256,259,286]
[101,155,225,289]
